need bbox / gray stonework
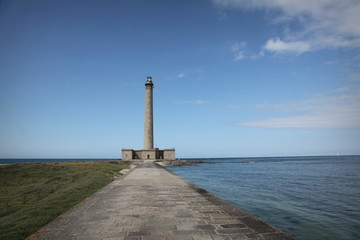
[163,149,175,160]
[29,160,296,240]
[122,149,135,160]
[122,149,175,160]
[144,76,154,150]
[142,149,157,160]
[121,76,175,160]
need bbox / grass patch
[0,160,129,240]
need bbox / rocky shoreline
[158,159,214,166]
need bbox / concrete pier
[29,161,295,240]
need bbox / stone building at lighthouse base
[122,148,175,161]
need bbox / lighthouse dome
[146,76,153,83]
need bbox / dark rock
[162,160,214,166]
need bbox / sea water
[168,156,360,240]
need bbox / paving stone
[29,161,296,240]
[221,224,246,229]
[167,235,194,240]
[103,231,127,238]
[244,233,261,239]
[211,235,232,240]
[217,228,253,234]
[123,237,141,240]
[142,235,167,240]
[102,238,125,240]
[196,225,216,230]
[177,222,196,230]
[191,235,215,240]
[228,234,248,240]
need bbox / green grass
[0,160,129,240]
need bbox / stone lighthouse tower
[121,76,175,161]
[144,76,154,150]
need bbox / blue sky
[1,0,359,158]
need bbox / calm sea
[168,156,360,240]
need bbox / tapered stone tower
[144,76,154,150]
[121,76,175,161]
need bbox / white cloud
[214,0,360,54]
[263,38,310,55]
[236,85,360,129]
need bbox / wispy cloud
[231,41,264,60]
[174,69,205,81]
[175,100,210,104]
[237,113,360,129]
[250,50,264,59]
[236,85,360,129]
[177,73,185,78]
[214,0,360,55]
[350,73,360,82]
[231,41,246,61]
[263,38,310,55]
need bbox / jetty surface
[29,160,295,240]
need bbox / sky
[0,0,359,158]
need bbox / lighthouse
[144,76,154,150]
[121,76,175,161]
